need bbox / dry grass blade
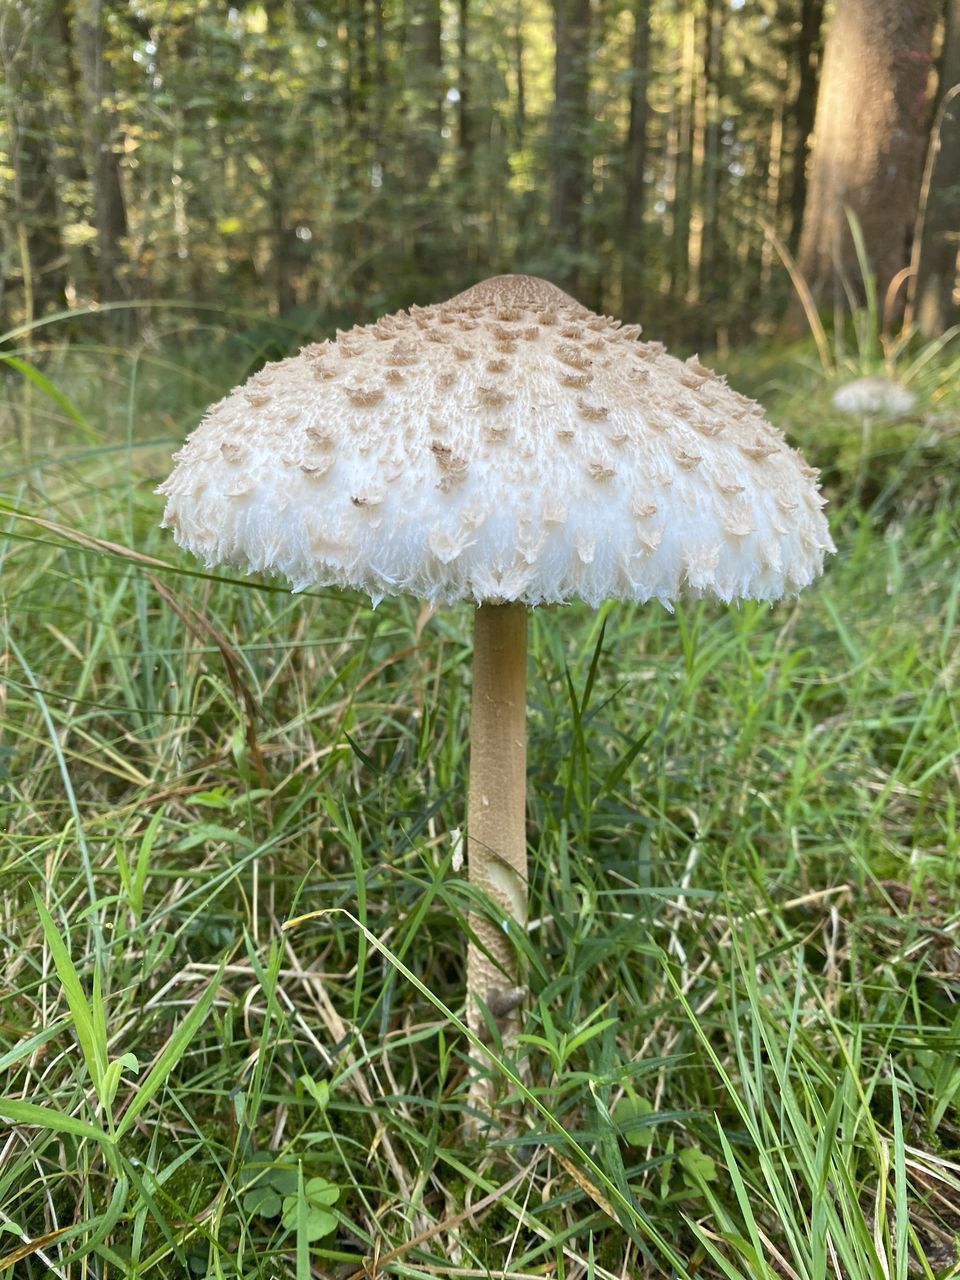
[4,508,174,570]
[343,1161,534,1280]
[147,572,268,789]
[0,1226,72,1274]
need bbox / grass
[1,311,959,1279]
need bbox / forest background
[2,0,958,348]
[1,1,960,1277]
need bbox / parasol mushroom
[158,273,833,1057]
[831,375,918,499]
[831,375,917,417]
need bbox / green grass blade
[114,963,225,1140]
[0,354,99,442]
[0,1098,109,1144]
[33,892,107,1094]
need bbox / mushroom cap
[831,376,917,417]
[158,274,834,607]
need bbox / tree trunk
[72,0,129,305]
[686,3,709,306]
[457,0,472,168]
[0,4,67,318]
[407,0,443,280]
[550,0,591,292]
[701,0,724,303]
[760,64,786,305]
[621,0,651,320]
[911,0,960,336]
[787,0,825,252]
[794,0,938,314]
[670,6,696,303]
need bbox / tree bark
[794,0,938,314]
[787,0,825,252]
[670,6,696,302]
[457,0,472,168]
[72,0,129,304]
[701,0,724,303]
[550,0,591,292]
[0,3,67,318]
[407,0,443,279]
[621,0,651,320]
[911,0,960,336]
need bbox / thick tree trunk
[72,0,129,304]
[621,0,651,320]
[912,0,960,336]
[794,0,938,313]
[550,0,591,292]
[787,0,825,253]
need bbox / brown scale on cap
[672,444,703,470]
[587,461,615,482]
[344,385,385,408]
[300,459,334,479]
[555,343,593,372]
[387,339,420,366]
[477,384,513,409]
[577,398,610,422]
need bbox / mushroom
[831,375,918,499]
[831,375,917,417]
[157,274,834,1066]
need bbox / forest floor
[1,316,959,1279]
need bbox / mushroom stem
[466,601,528,1044]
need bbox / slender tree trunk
[787,0,825,252]
[670,6,696,302]
[701,0,724,300]
[551,0,591,292]
[687,3,709,306]
[0,4,67,317]
[408,0,443,279]
[794,0,938,314]
[514,5,526,149]
[457,0,472,167]
[512,4,534,256]
[911,0,960,336]
[72,0,129,304]
[621,0,651,319]
[269,174,296,316]
[760,63,786,304]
